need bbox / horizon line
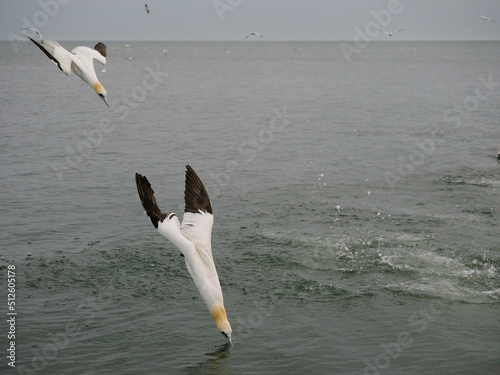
[4,38,500,43]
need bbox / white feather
[157,211,224,309]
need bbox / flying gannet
[377,28,405,37]
[244,32,264,40]
[135,166,232,345]
[27,37,109,107]
[478,14,495,22]
[144,4,150,14]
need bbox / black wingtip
[94,42,107,58]
[184,166,213,215]
[135,172,167,229]
[27,36,63,72]
[27,36,46,52]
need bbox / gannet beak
[221,331,233,345]
[97,91,109,107]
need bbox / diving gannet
[135,166,232,344]
[27,37,109,107]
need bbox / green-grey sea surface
[1,41,499,374]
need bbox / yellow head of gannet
[93,82,109,107]
[211,305,233,345]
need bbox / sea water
[1,41,499,374]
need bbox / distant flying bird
[244,32,264,40]
[477,14,495,22]
[26,37,109,107]
[135,166,232,345]
[377,28,405,36]
[144,4,150,14]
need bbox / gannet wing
[41,39,74,75]
[135,173,168,229]
[72,43,107,67]
[180,166,221,301]
[135,167,215,260]
[184,165,213,216]
[136,172,198,258]
[180,166,214,253]
[27,37,70,75]
[94,42,107,58]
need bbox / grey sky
[1,0,499,42]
